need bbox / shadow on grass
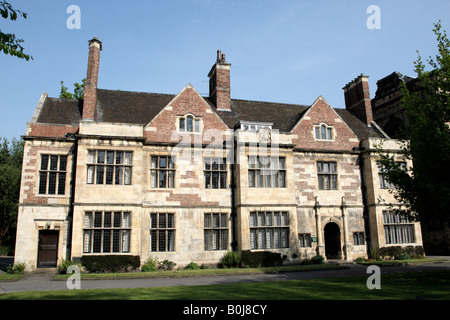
[1,270,449,300]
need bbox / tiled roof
[34,88,379,139]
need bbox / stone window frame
[149,212,175,252]
[204,157,227,189]
[150,155,176,188]
[377,161,407,190]
[314,123,334,141]
[38,154,68,195]
[83,211,131,254]
[248,156,287,188]
[178,113,201,133]
[383,210,415,244]
[298,233,312,248]
[204,213,229,251]
[317,161,338,190]
[249,211,290,250]
[353,232,365,245]
[86,150,133,185]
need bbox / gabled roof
[32,88,380,140]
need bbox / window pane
[205,171,211,188]
[159,170,166,188]
[113,230,121,252]
[103,230,111,252]
[59,156,67,171]
[167,214,174,228]
[327,128,332,140]
[122,230,130,253]
[151,170,157,187]
[315,127,320,139]
[123,212,130,228]
[83,230,91,253]
[321,125,327,139]
[248,171,255,187]
[124,167,131,185]
[87,166,94,184]
[48,172,57,194]
[94,212,102,228]
[105,166,114,184]
[115,166,123,185]
[104,212,112,228]
[220,172,227,189]
[97,151,105,164]
[106,151,114,164]
[84,213,93,228]
[124,152,132,165]
[58,173,66,195]
[160,157,167,169]
[41,155,49,170]
[179,118,185,131]
[50,155,58,171]
[88,151,96,164]
[204,214,211,228]
[167,230,174,251]
[159,213,166,229]
[39,172,47,194]
[114,212,122,228]
[96,166,104,184]
[151,156,158,169]
[150,230,157,251]
[150,214,157,229]
[194,119,200,132]
[93,230,102,253]
[187,117,193,132]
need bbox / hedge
[240,250,283,267]
[81,255,141,273]
[377,246,425,260]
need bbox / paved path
[1,260,449,293]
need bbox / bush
[184,262,200,270]
[81,255,140,273]
[141,257,158,272]
[219,251,242,268]
[58,258,83,274]
[6,263,25,275]
[311,255,324,264]
[158,259,176,271]
[240,250,283,268]
[301,255,324,265]
[377,246,425,260]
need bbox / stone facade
[14,38,423,271]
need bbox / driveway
[1,260,449,294]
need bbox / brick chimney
[83,37,102,120]
[208,50,231,111]
[343,73,373,126]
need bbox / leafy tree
[60,78,86,100]
[0,1,32,60]
[0,138,24,246]
[377,21,450,225]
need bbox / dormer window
[314,123,334,141]
[240,121,273,131]
[179,115,201,133]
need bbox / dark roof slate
[34,88,379,140]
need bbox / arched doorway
[324,222,341,259]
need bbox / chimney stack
[208,49,231,111]
[83,37,102,120]
[343,73,373,126]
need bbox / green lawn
[1,270,449,300]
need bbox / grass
[0,273,24,281]
[52,263,344,280]
[0,269,449,300]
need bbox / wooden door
[37,231,59,267]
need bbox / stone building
[14,38,423,271]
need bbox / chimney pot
[83,37,102,120]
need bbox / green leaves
[0,1,32,61]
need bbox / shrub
[184,262,200,270]
[58,258,83,274]
[355,257,365,263]
[141,257,158,272]
[6,263,25,275]
[158,259,176,271]
[220,251,242,268]
[81,255,140,273]
[311,255,324,264]
[377,246,425,260]
[240,250,283,268]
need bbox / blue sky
[1,0,449,142]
